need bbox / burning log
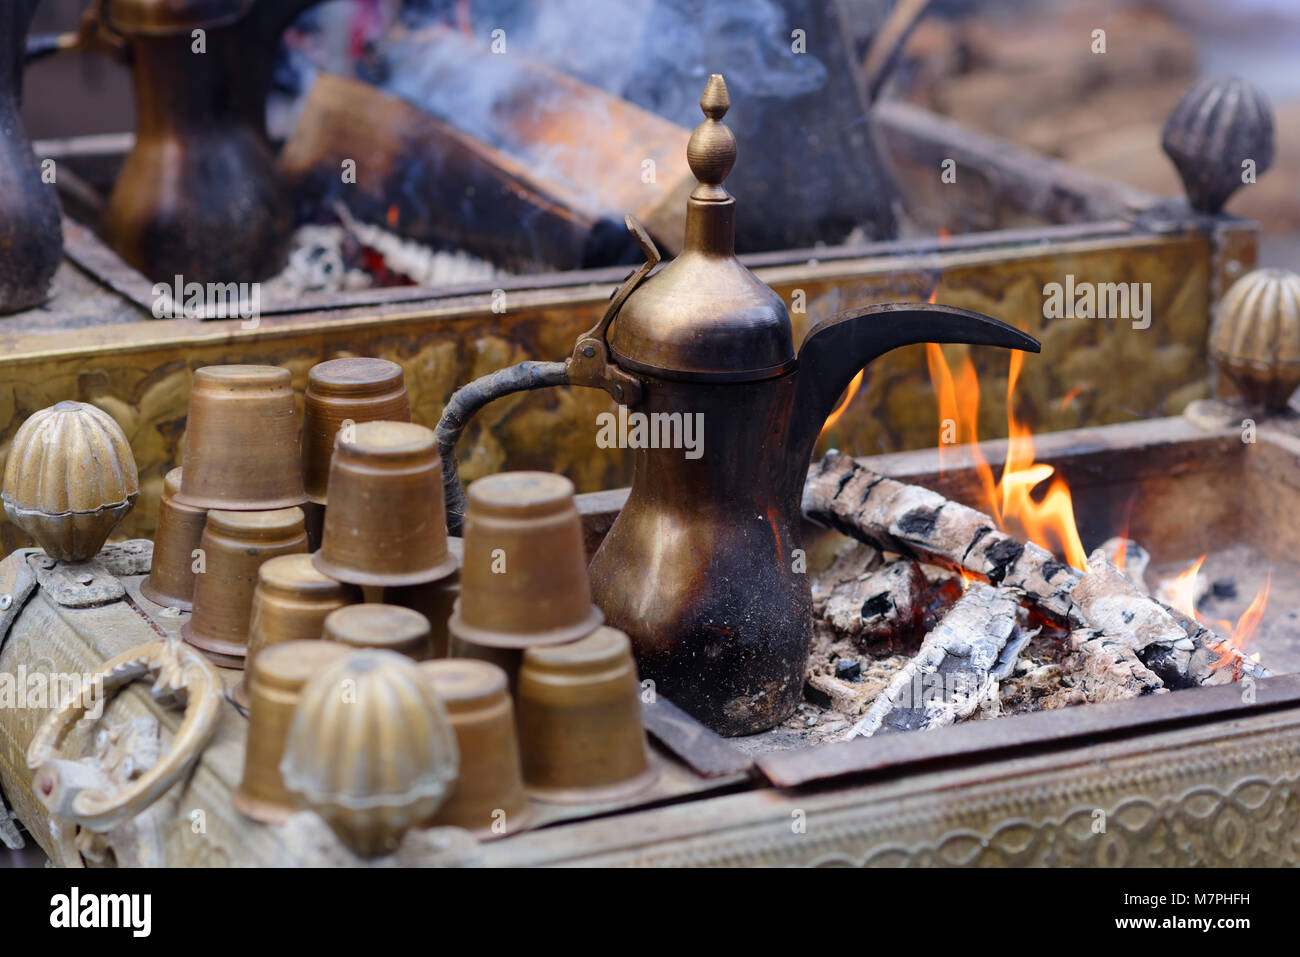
[279,45,694,271]
[846,582,1024,738]
[805,453,1274,702]
[822,560,929,652]
[804,450,1082,624]
[1073,552,1271,688]
[1097,536,1151,594]
[1071,554,1186,653]
[1042,630,1166,707]
[1146,607,1271,689]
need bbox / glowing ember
[926,338,1088,569]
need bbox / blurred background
[20,0,1300,266]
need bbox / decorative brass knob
[1209,267,1300,410]
[1162,76,1274,214]
[280,649,460,857]
[1,401,139,562]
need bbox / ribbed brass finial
[687,74,736,201]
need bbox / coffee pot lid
[609,75,795,383]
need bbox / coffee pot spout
[785,303,1040,490]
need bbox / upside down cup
[313,421,458,588]
[303,357,410,505]
[140,468,206,611]
[324,604,433,660]
[448,472,603,651]
[516,627,656,805]
[233,640,351,824]
[419,659,531,837]
[232,554,359,709]
[182,507,308,667]
[386,537,463,659]
[174,365,307,510]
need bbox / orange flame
[386,205,400,228]
[1167,555,1207,618]
[1059,384,1089,412]
[819,370,864,438]
[925,334,1088,569]
[821,286,944,441]
[1169,557,1271,669]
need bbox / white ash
[846,581,1023,739]
[260,225,375,298]
[1097,536,1151,594]
[334,203,504,287]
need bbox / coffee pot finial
[688,74,735,201]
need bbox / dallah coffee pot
[438,75,1038,735]
[0,0,62,314]
[99,0,325,283]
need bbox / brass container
[232,639,350,824]
[0,0,62,314]
[232,553,358,709]
[302,357,410,504]
[419,659,531,837]
[280,649,460,857]
[313,421,457,587]
[448,472,602,649]
[1209,267,1300,410]
[323,604,432,660]
[385,537,462,659]
[174,365,307,511]
[100,0,329,282]
[516,627,656,804]
[141,468,206,611]
[1,401,139,562]
[182,507,308,666]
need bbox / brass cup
[181,507,308,667]
[140,468,206,611]
[448,472,603,649]
[303,358,410,504]
[232,553,359,709]
[232,639,351,824]
[419,659,531,837]
[516,627,657,804]
[312,421,458,587]
[385,537,462,659]
[174,365,307,510]
[323,603,433,660]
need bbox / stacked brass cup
[446,471,656,805]
[173,365,311,667]
[301,357,411,545]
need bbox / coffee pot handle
[436,218,660,534]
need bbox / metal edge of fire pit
[475,693,1300,867]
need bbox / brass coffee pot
[438,75,1039,736]
[1,0,62,314]
[100,0,325,283]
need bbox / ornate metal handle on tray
[26,637,223,831]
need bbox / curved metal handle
[436,360,572,536]
[26,638,223,832]
[437,217,659,535]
